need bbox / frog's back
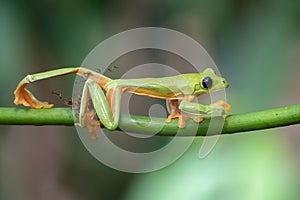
[106,74,202,99]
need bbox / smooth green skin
[14,67,229,131]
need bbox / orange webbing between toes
[14,83,53,108]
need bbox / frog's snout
[222,78,229,88]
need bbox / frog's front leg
[165,99,183,126]
[166,97,231,128]
[179,100,231,120]
[166,96,203,128]
[78,79,121,138]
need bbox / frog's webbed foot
[209,100,232,111]
[14,82,53,108]
[166,113,203,128]
[209,100,232,118]
[186,115,203,123]
[166,113,204,128]
[166,113,186,128]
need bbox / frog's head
[193,68,229,95]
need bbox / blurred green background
[0,0,300,199]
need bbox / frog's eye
[201,76,213,89]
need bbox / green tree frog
[14,67,231,137]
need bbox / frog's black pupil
[202,76,213,89]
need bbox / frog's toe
[210,100,232,111]
[166,114,187,128]
[14,85,53,108]
[187,115,203,123]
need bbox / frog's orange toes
[210,100,232,111]
[225,103,232,111]
[186,115,203,123]
[14,83,53,108]
[166,114,203,128]
[166,114,186,128]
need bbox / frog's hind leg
[78,80,101,139]
[77,68,111,89]
[14,67,111,108]
[78,80,121,139]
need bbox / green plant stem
[0,104,300,136]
